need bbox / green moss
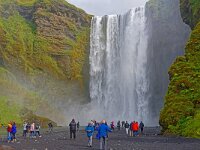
[0,96,22,125]
[16,0,37,6]
[160,22,200,138]
[180,0,200,29]
[0,0,91,124]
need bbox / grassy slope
[0,0,91,125]
[160,0,200,138]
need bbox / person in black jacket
[69,119,77,139]
[139,121,144,134]
[124,121,129,135]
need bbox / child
[85,122,94,147]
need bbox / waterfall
[89,7,151,124]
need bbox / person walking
[23,122,27,137]
[124,121,129,135]
[69,119,76,139]
[7,122,12,143]
[97,120,112,150]
[85,122,94,147]
[139,121,144,134]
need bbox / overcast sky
[67,0,148,16]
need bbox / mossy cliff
[160,0,200,138]
[0,0,91,125]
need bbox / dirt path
[2,127,200,150]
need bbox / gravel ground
[1,127,200,150]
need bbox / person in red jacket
[7,122,12,143]
[133,122,139,136]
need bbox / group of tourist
[22,122,41,138]
[4,119,144,150]
[69,119,145,150]
[7,122,17,143]
[4,121,43,143]
[124,121,144,136]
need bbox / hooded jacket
[11,124,17,134]
[85,125,94,137]
[97,123,111,139]
[69,120,76,131]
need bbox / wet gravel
[2,127,200,150]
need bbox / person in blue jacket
[85,122,95,147]
[11,122,17,142]
[97,120,112,150]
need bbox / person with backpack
[124,121,129,135]
[139,121,144,134]
[97,120,112,150]
[7,122,12,143]
[69,119,76,139]
[85,122,95,147]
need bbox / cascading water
[89,7,151,124]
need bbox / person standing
[110,122,114,131]
[129,121,133,137]
[117,121,121,131]
[133,122,139,136]
[139,121,144,134]
[35,123,41,137]
[124,121,129,135]
[7,122,12,143]
[11,122,17,142]
[97,120,112,150]
[30,122,36,138]
[77,122,80,132]
[48,122,53,133]
[122,121,125,128]
[23,122,27,137]
[85,122,94,147]
[69,119,76,139]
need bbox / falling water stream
[89,7,150,124]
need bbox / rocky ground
[1,127,200,150]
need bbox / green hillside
[160,0,200,138]
[0,0,91,125]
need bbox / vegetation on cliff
[160,0,200,138]
[180,0,200,29]
[0,0,91,125]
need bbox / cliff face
[145,0,191,124]
[180,0,200,29]
[0,0,91,125]
[160,0,200,138]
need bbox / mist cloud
[67,0,148,16]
